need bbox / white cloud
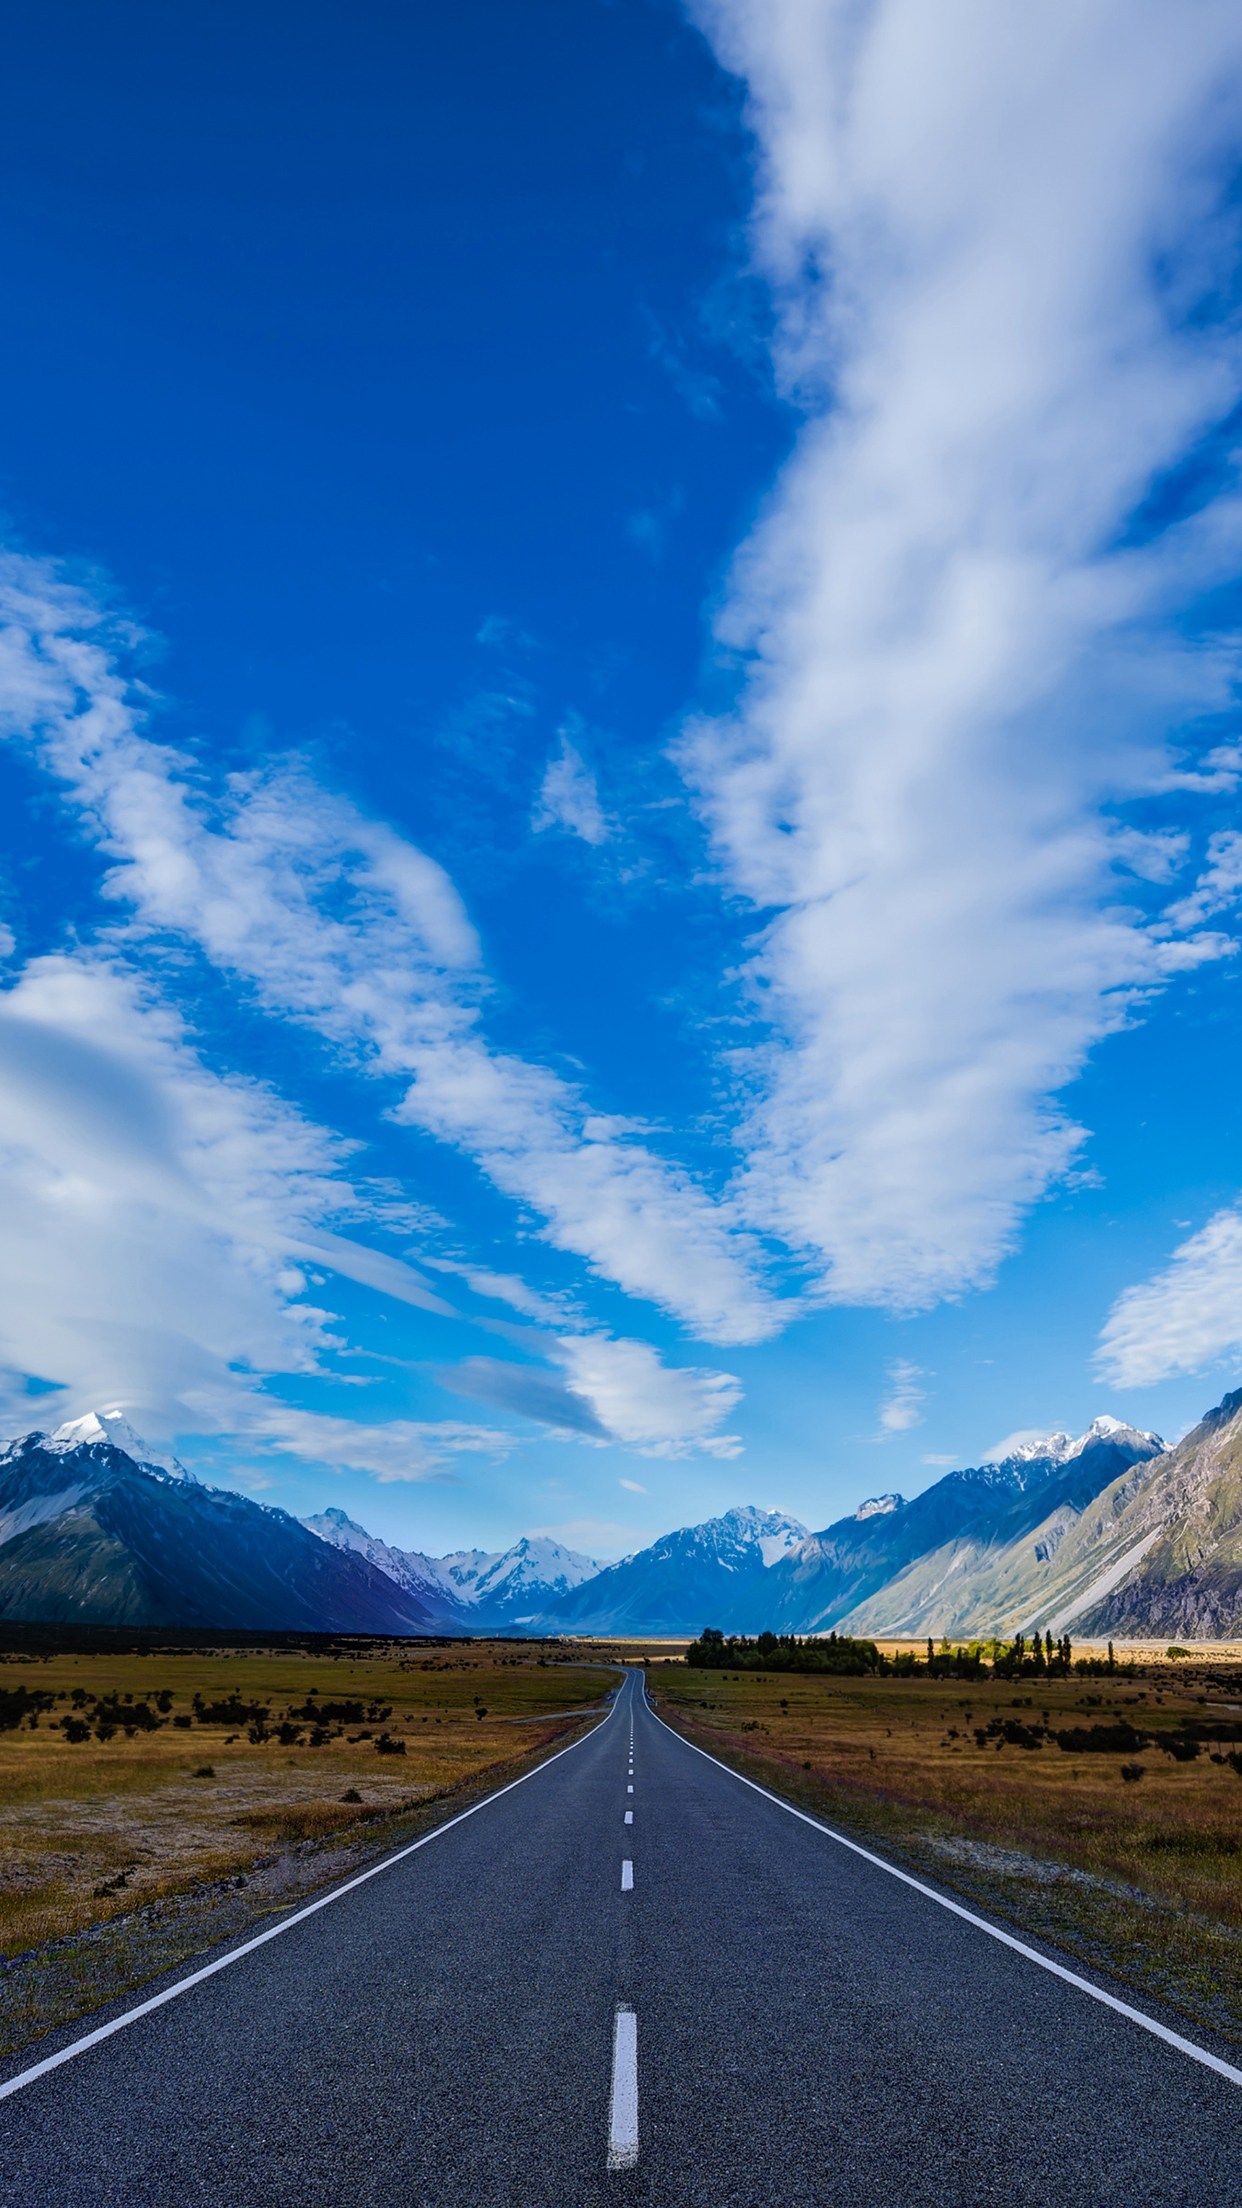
[233,1404,511,1484]
[533,728,610,845]
[424,1258,576,1329]
[553,1332,743,1457]
[0,950,483,1468]
[441,1329,744,1459]
[876,1358,925,1435]
[1162,830,1242,930]
[1097,1208,1242,1386]
[619,1476,648,1493]
[0,551,779,1347]
[681,0,1242,1310]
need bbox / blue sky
[1,0,1240,1559]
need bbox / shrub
[1155,1733,1200,1761]
[1120,1763,1145,1782]
[1054,1722,1146,1754]
[192,1694,269,1728]
[0,1687,56,1730]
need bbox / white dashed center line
[624,1809,633,1825]
[621,1859,634,1892]
[627,1783,633,1793]
[607,2006,639,2171]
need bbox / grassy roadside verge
[0,1646,614,2061]
[649,1661,1242,2052]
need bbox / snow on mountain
[463,1535,602,1617]
[302,1507,462,1618]
[302,1514,600,1627]
[855,1493,903,1521]
[549,1506,811,1636]
[43,1409,196,1484]
[0,1428,441,1632]
[987,1416,1163,1474]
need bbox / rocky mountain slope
[303,1509,599,1630]
[548,1505,809,1636]
[1054,1392,1242,1639]
[0,1424,443,1633]
[815,1418,1165,1637]
[3,1394,1240,1639]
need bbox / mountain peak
[44,1409,196,1484]
[855,1492,903,1520]
[1074,1413,1163,1451]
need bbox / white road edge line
[639,1683,1242,2090]
[621,1858,634,1892]
[0,1684,622,2105]
[607,2005,639,2171]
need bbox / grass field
[0,1640,608,1960]
[650,1653,1242,2046]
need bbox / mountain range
[1,1394,1240,1639]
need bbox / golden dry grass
[0,1642,606,1956]
[653,1661,1242,1918]
[651,1657,1242,2041]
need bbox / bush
[1054,1722,1146,1754]
[1120,1763,1146,1782]
[1156,1733,1200,1761]
[192,1694,269,1728]
[0,1687,56,1730]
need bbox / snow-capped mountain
[304,1514,600,1628]
[0,1420,442,1632]
[982,1416,1164,1481]
[4,1400,1239,1641]
[302,1507,467,1622]
[44,1408,197,1484]
[549,1505,810,1636]
[450,1535,602,1622]
[762,1418,1166,1636]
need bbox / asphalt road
[0,1668,1238,2206]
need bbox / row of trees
[686,1626,1125,1679]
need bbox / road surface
[0,1668,1237,2205]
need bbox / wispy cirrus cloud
[1097,1208,1242,1388]
[0,949,498,1473]
[533,725,611,846]
[441,1330,743,1459]
[876,1358,925,1436]
[0,550,779,1348]
[683,0,1242,1311]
